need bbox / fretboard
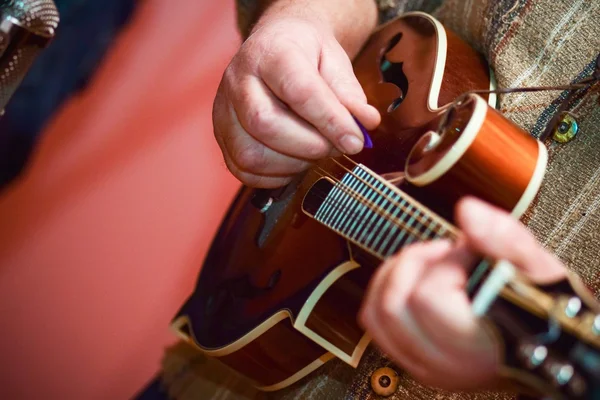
[303,165,451,259]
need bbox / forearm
[249,0,379,58]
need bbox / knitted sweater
[161,1,600,399]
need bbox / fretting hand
[359,197,567,391]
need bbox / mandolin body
[170,12,545,391]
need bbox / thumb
[319,39,381,131]
[455,197,565,284]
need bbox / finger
[259,50,366,155]
[213,102,295,188]
[360,247,431,369]
[222,102,316,175]
[361,240,453,325]
[403,244,498,389]
[216,131,293,188]
[229,76,336,160]
[410,243,495,355]
[455,197,565,283]
[360,241,454,367]
[319,40,381,131]
[410,288,498,390]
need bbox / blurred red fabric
[0,1,241,398]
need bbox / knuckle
[303,139,331,159]
[245,105,277,138]
[226,160,264,188]
[233,143,267,173]
[279,76,315,106]
[321,112,340,137]
[408,283,430,311]
[222,64,238,88]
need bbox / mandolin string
[310,163,461,244]
[333,156,454,233]
[305,169,443,248]
[294,71,600,252]
[310,166,442,242]
[313,74,600,223]
[311,155,458,238]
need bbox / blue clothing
[0,0,137,189]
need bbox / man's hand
[359,197,567,391]
[212,1,381,188]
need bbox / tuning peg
[564,296,582,318]
[519,343,548,368]
[548,363,574,386]
[541,361,586,396]
[592,315,600,336]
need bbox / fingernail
[340,135,364,154]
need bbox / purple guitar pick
[353,116,373,148]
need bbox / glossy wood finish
[351,12,492,171]
[172,13,499,390]
[212,319,329,388]
[466,262,600,399]
[403,94,543,222]
[303,258,373,360]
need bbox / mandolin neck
[301,164,455,259]
[302,162,600,399]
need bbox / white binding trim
[171,310,291,357]
[488,68,498,109]
[169,257,372,390]
[370,12,448,112]
[406,94,488,186]
[423,14,448,112]
[257,353,336,392]
[294,259,371,367]
[511,141,548,219]
[472,260,516,317]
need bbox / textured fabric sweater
[160,1,600,399]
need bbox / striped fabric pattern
[161,1,600,399]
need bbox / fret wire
[374,195,406,256]
[332,169,366,233]
[328,173,356,226]
[370,185,407,252]
[318,166,452,253]
[347,169,381,241]
[416,205,442,239]
[341,171,368,234]
[337,169,368,235]
[316,173,351,223]
[405,207,432,247]
[330,159,455,238]
[419,213,437,240]
[316,163,449,242]
[356,172,388,246]
[324,182,350,229]
[385,201,420,257]
[380,201,416,257]
[363,178,397,248]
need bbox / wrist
[251,0,378,57]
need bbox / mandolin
[171,12,600,399]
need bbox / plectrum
[353,116,373,148]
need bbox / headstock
[471,262,600,399]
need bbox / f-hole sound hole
[385,33,403,53]
[380,32,409,113]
